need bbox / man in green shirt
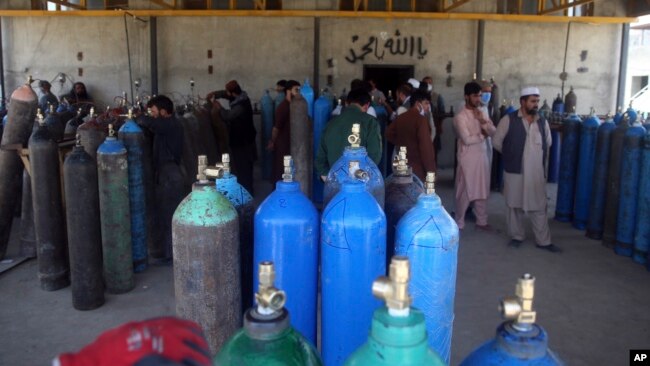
[315,88,382,180]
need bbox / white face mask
[417,104,426,116]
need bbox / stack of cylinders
[572,113,600,230]
[395,174,459,364]
[19,169,36,258]
[64,143,104,310]
[312,95,332,204]
[260,90,274,181]
[602,119,630,247]
[290,94,313,198]
[325,147,385,208]
[97,133,134,293]
[30,120,70,291]
[614,124,646,257]
[216,165,255,311]
[321,180,386,366]
[118,118,148,272]
[0,83,38,260]
[253,161,319,344]
[634,130,650,265]
[173,171,241,355]
[586,116,616,240]
[555,113,582,222]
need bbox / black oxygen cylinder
[64,139,105,310]
[0,81,38,260]
[77,110,107,161]
[19,169,36,258]
[290,94,313,198]
[63,109,85,140]
[44,105,65,142]
[29,114,69,291]
[602,117,630,247]
[564,86,577,114]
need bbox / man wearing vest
[493,87,561,253]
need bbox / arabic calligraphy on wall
[345,30,428,64]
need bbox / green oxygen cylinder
[214,261,322,366]
[344,256,446,366]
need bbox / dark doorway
[363,65,414,100]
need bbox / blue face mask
[480,92,492,105]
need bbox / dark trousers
[230,143,257,196]
[155,163,186,260]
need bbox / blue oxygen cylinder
[301,78,315,119]
[215,153,255,311]
[261,90,275,181]
[635,130,650,265]
[615,123,647,257]
[253,155,319,345]
[586,115,616,240]
[395,172,459,364]
[613,107,623,125]
[324,123,385,208]
[555,112,582,222]
[552,94,565,115]
[460,274,564,366]
[572,111,600,230]
[321,170,386,366]
[313,94,332,204]
[118,110,148,273]
[549,95,565,184]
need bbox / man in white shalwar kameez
[492,87,561,253]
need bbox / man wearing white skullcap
[492,86,561,253]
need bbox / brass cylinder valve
[392,146,409,175]
[49,104,55,114]
[499,273,537,331]
[282,155,294,182]
[425,172,436,195]
[36,109,44,126]
[348,123,361,147]
[255,261,287,315]
[108,124,115,137]
[372,256,412,317]
[89,107,96,118]
[27,75,34,85]
[221,153,231,174]
[196,155,208,182]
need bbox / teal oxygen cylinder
[460,274,564,366]
[214,261,323,366]
[344,256,445,366]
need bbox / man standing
[38,80,59,113]
[385,90,436,182]
[137,95,186,262]
[208,80,257,195]
[422,76,446,162]
[267,80,300,182]
[453,81,496,231]
[492,87,560,253]
[315,88,382,181]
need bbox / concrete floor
[1,167,649,366]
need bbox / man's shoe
[508,239,523,248]
[536,244,562,253]
[475,224,493,232]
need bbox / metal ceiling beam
[0,9,635,24]
[441,0,473,12]
[46,0,87,10]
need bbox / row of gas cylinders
[553,106,650,268]
[172,132,563,365]
[0,80,229,307]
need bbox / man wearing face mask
[453,81,496,231]
[207,80,257,195]
[267,79,300,182]
[385,90,436,182]
[492,87,560,253]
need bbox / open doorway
[363,65,414,100]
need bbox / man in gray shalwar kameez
[492,87,561,253]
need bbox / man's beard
[527,107,538,115]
